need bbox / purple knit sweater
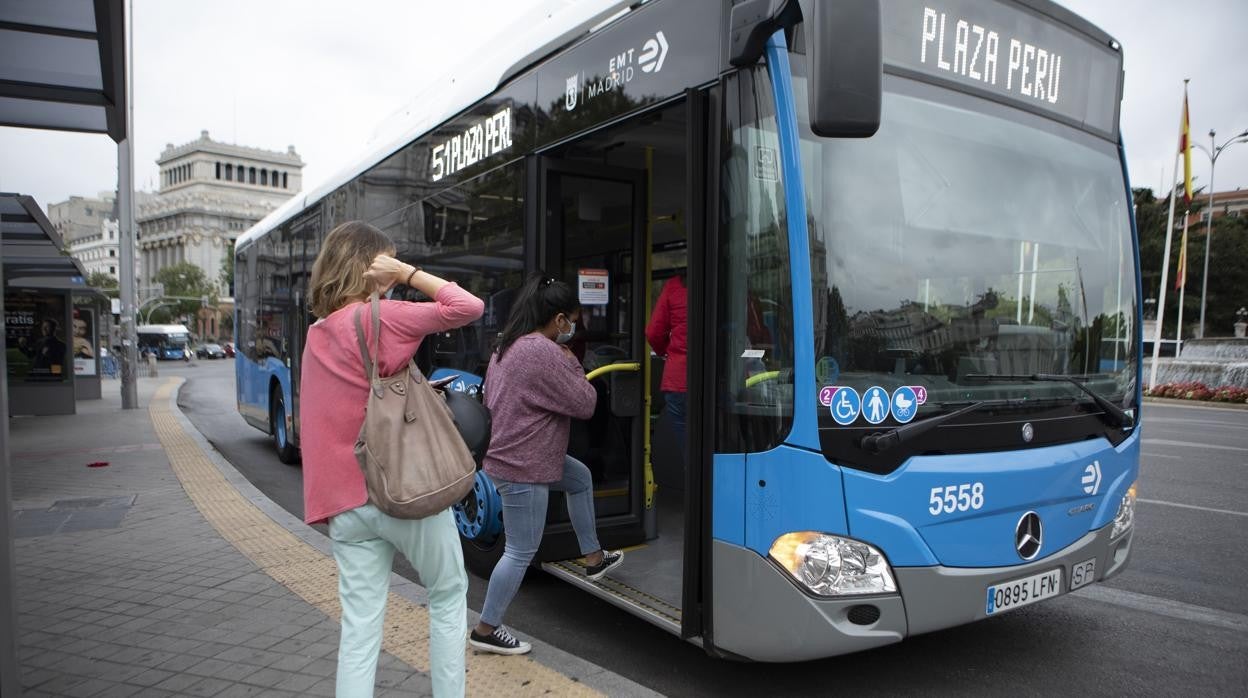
[482,333,596,483]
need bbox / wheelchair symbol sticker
[863,386,890,425]
[830,387,861,425]
[891,386,918,424]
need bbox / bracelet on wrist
[405,266,421,286]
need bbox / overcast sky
[2,0,1246,210]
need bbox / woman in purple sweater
[469,274,623,655]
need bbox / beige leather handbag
[352,294,475,519]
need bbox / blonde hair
[308,221,396,318]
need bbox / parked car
[222,342,235,358]
[196,343,227,359]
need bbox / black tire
[270,387,300,465]
[460,531,505,580]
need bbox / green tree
[154,262,216,323]
[86,271,119,297]
[220,252,234,296]
[1136,186,1247,338]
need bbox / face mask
[555,317,577,344]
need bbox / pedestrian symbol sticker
[863,386,890,425]
[891,386,918,424]
[830,387,861,425]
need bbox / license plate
[1070,558,1096,591]
[986,568,1063,615]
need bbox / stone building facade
[48,193,120,279]
[48,131,303,341]
[137,130,303,296]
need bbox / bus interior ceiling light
[769,532,896,596]
[1111,483,1137,539]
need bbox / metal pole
[1176,213,1189,355]
[118,0,138,408]
[0,237,20,698]
[1150,150,1182,389]
[1149,80,1188,390]
[1198,130,1216,338]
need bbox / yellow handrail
[584,361,641,382]
[745,370,782,388]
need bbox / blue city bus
[236,0,1140,660]
[137,324,192,361]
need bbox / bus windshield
[793,67,1137,454]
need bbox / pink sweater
[299,285,484,524]
[482,334,597,484]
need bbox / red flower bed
[1145,382,1248,403]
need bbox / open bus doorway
[535,100,693,632]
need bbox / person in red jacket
[646,273,688,450]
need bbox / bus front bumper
[896,521,1133,636]
[711,524,1132,662]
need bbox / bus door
[534,151,701,636]
[537,158,648,544]
[287,209,320,446]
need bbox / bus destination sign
[882,0,1121,138]
[430,106,514,183]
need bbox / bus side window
[715,65,797,453]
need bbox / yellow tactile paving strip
[149,380,601,696]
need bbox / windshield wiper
[963,373,1134,429]
[860,399,1024,454]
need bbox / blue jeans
[330,505,467,697]
[665,391,687,450]
[480,455,601,627]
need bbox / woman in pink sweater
[468,273,623,655]
[301,221,484,697]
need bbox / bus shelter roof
[1,192,90,291]
[0,0,127,142]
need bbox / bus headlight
[769,532,897,596]
[1111,483,1137,539]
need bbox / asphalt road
[171,360,1248,695]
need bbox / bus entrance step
[541,560,682,636]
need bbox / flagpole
[1176,214,1189,354]
[1148,80,1189,390]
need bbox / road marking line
[149,379,601,697]
[1138,498,1248,518]
[1144,416,1244,427]
[1072,585,1248,633]
[1144,401,1248,413]
[1142,438,1248,452]
[1141,452,1182,460]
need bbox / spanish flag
[1181,86,1193,206]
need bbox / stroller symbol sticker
[891,386,918,424]
[830,387,861,425]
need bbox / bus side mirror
[728,0,882,138]
[799,0,882,138]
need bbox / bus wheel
[455,471,504,578]
[270,387,300,465]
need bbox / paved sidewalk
[9,377,657,697]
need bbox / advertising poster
[5,291,69,382]
[73,306,97,376]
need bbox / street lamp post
[1194,128,1248,338]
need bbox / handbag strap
[352,293,383,392]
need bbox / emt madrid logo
[1081,460,1102,495]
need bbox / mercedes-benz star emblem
[1021,422,1034,443]
[1015,511,1043,560]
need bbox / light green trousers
[329,504,467,697]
